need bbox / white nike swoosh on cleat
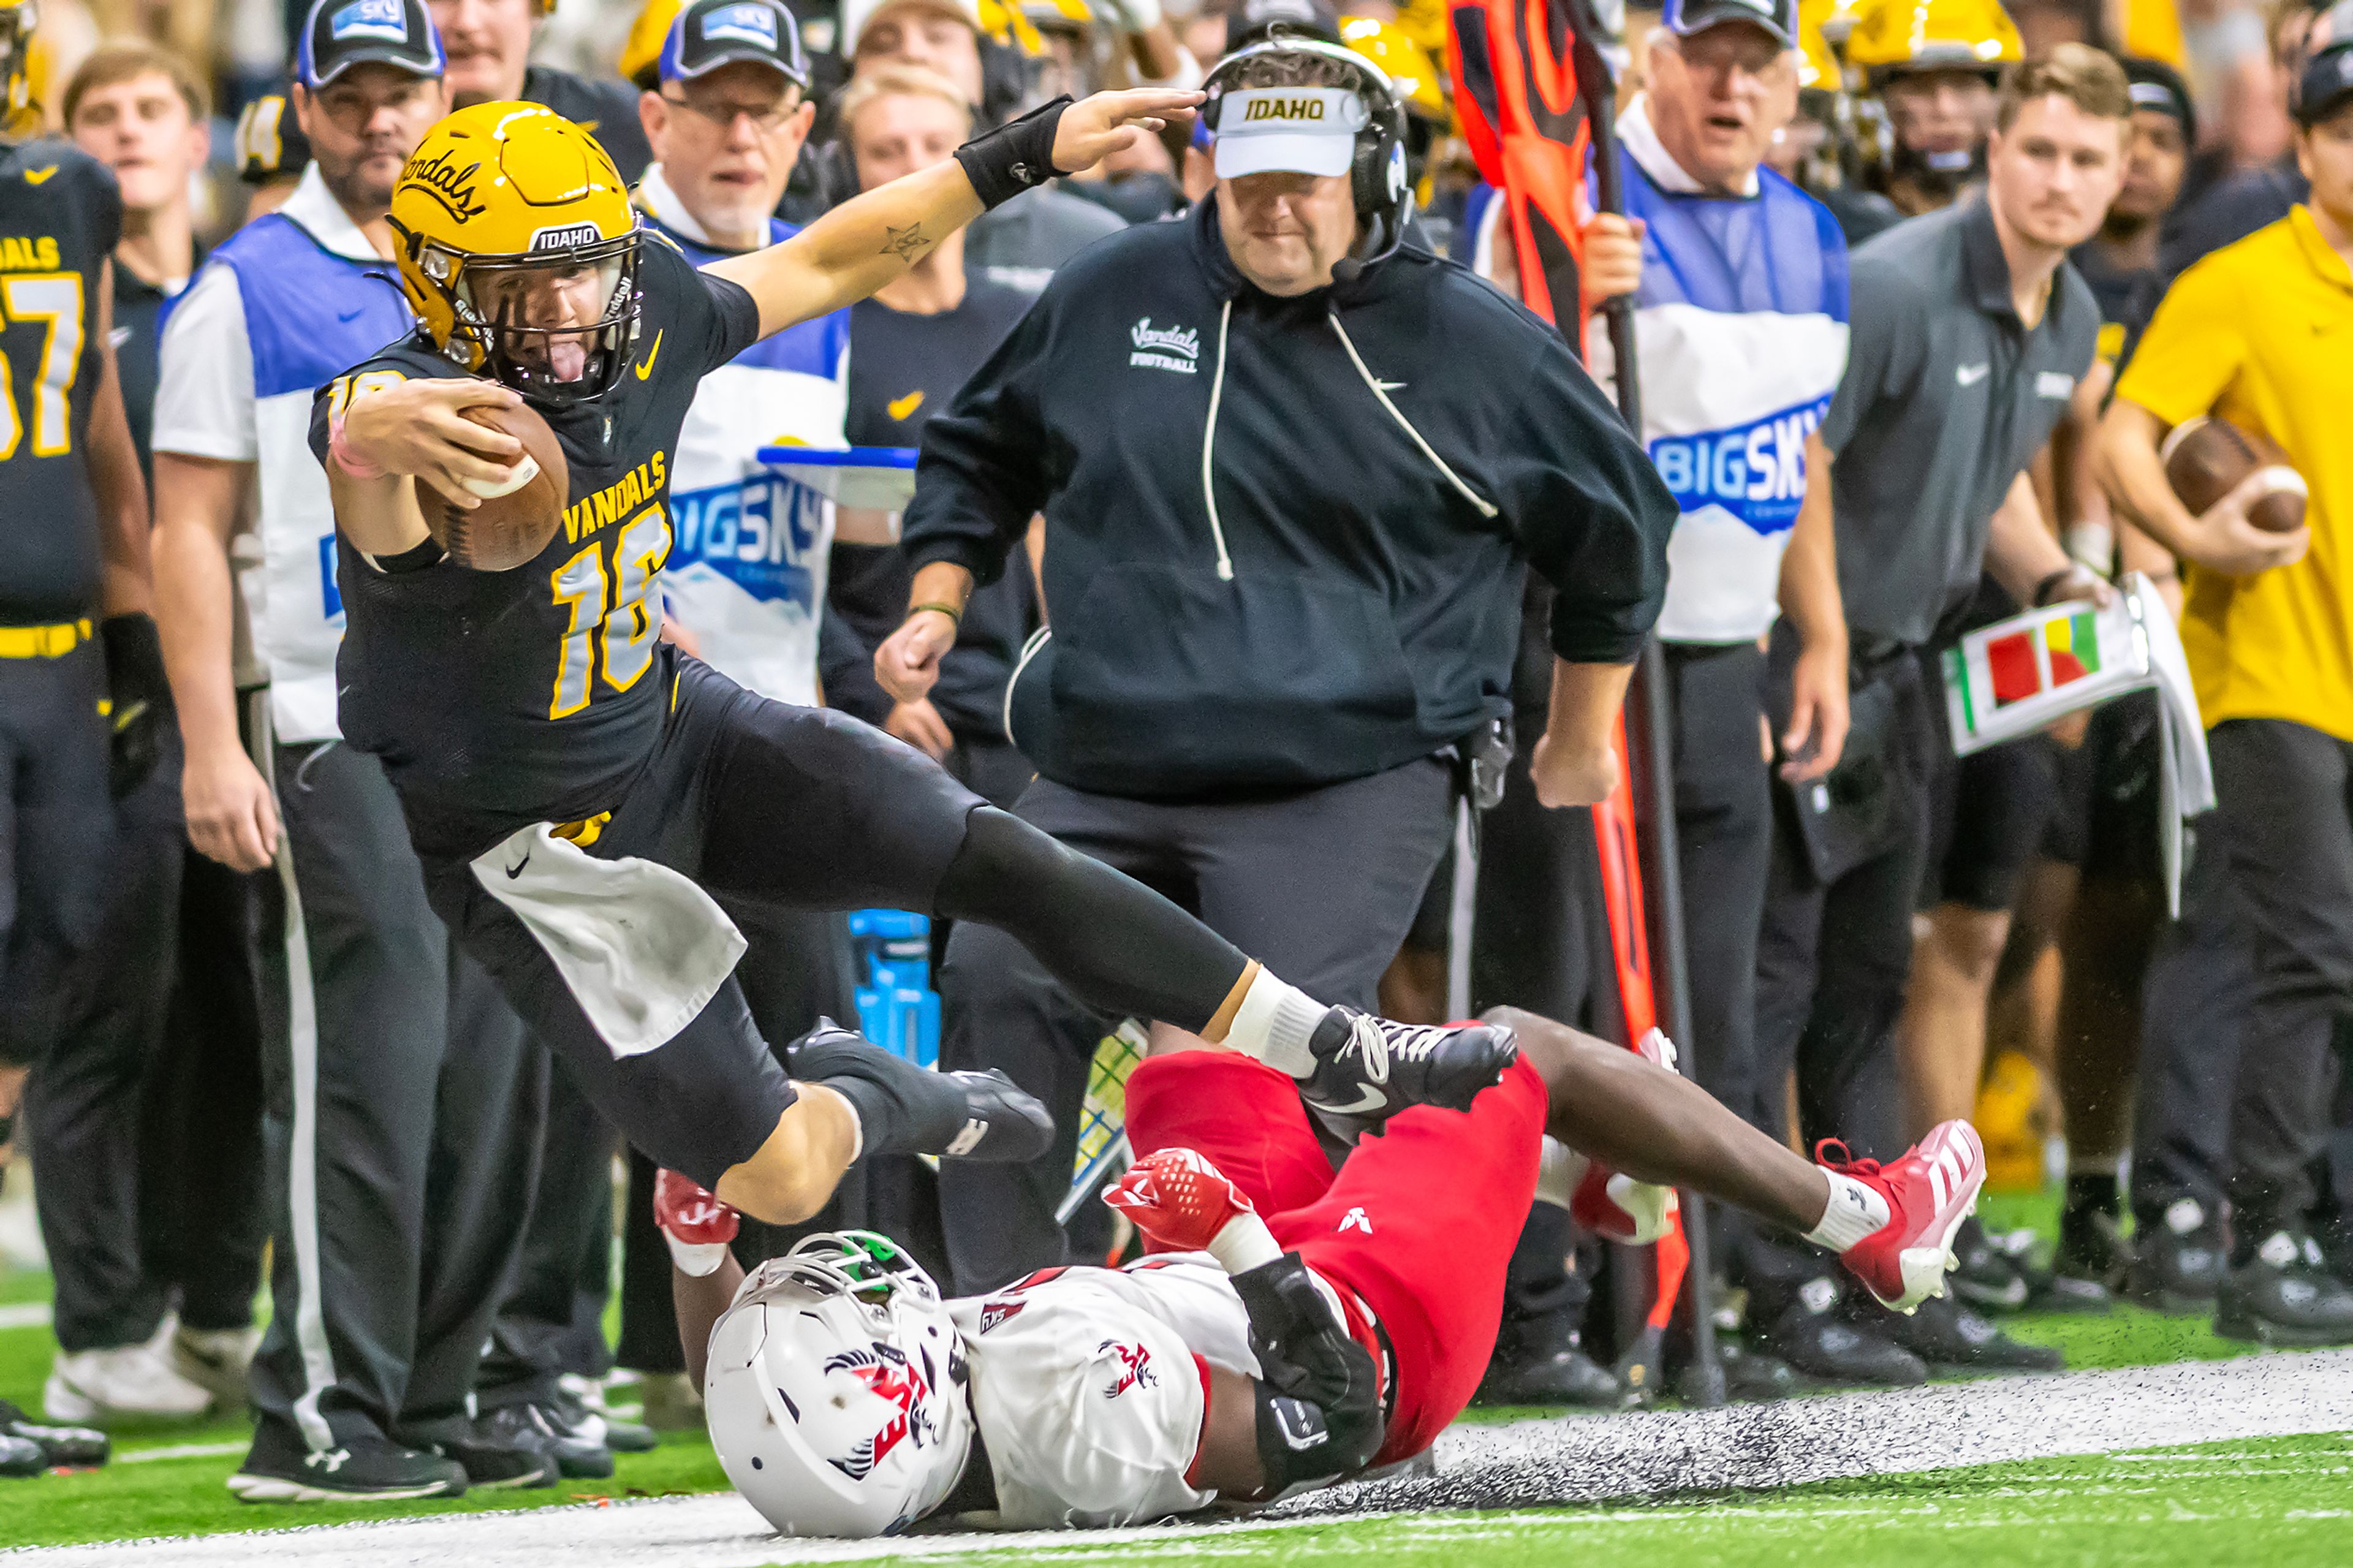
[1318,1085,1390,1116]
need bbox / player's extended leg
[685,675,1516,1121]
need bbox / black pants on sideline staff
[1752,652,1935,1165]
[938,758,1455,1295]
[1661,641,1777,1274]
[29,719,267,1351]
[0,643,110,1067]
[2131,830,2249,1226]
[2207,719,2353,1238]
[1470,715,1616,1368]
[246,738,547,1450]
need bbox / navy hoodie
[902,199,1675,800]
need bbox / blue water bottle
[847,909,941,1069]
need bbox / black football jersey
[310,237,760,856]
[0,140,122,625]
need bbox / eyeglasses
[660,89,803,134]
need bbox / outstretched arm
[705,88,1199,339]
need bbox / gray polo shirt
[1820,197,2098,650]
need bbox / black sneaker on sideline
[1299,1008,1518,1120]
[2215,1230,2353,1348]
[2124,1198,2227,1313]
[2047,1199,2128,1312]
[513,1399,615,1479]
[228,1418,468,1502]
[1756,1286,1927,1387]
[1474,1320,1622,1410]
[0,1398,107,1467]
[1947,1216,2030,1312]
[0,1431,44,1477]
[1868,1293,2064,1372]
[550,1385,656,1456]
[789,1020,1053,1164]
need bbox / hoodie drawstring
[1199,298,1237,581]
[1326,309,1500,518]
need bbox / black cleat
[788,1020,1050,1164]
[0,1398,107,1468]
[229,1418,468,1503]
[2043,1199,2125,1314]
[1757,1290,1928,1387]
[2124,1198,2227,1314]
[1866,1293,2064,1373]
[551,1382,656,1455]
[2215,1231,2353,1349]
[1298,1008,1517,1120]
[401,1407,561,1491]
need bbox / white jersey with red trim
[947,1256,1259,1529]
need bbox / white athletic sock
[1533,1136,1587,1211]
[1805,1170,1891,1252]
[1223,968,1327,1079]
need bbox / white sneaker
[170,1325,263,1409]
[45,1343,214,1428]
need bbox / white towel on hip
[471,822,747,1059]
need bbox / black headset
[1199,33,1414,274]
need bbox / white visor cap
[1213,86,1370,179]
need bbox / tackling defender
[311,93,1514,1236]
[657,1010,1986,1534]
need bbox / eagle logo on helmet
[823,1343,947,1482]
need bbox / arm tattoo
[880,223,931,263]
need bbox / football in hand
[2160,415,2307,534]
[424,400,569,570]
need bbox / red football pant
[1121,1050,1548,1466]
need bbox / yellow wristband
[907,601,963,626]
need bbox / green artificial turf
[867,1434,2353,1568]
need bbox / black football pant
[2206,719,2353,1244]
[0,642,109,1067]
[246,738,546,1452]
[29,718,268,1352]
[936,757,1455,1294]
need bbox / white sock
[1223,968,1327,1079]
[1533,1136,1588,1211]
[1805,1169,1891,1252]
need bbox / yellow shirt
[2124,0,2189,74]
[2115,206,2353,743]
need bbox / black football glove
[100,613,172,800]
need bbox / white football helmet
[705,1230,975,1539]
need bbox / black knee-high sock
[933,808,1250,1031]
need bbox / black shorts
[0,642,111,1065]
[2042,689,2164,885]
[420,650,985,1187]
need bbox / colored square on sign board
[1987,630,2039,705]
[2044,612,2101,686]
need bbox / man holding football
[313,90,1515,1276]
[654,1010,1986,1534]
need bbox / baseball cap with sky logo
[296,0,444,89]
[661,0,810,91]
[1661,0,1797,48]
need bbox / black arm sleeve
[1496,335,1678,667]
[1230,1254,1385,1492]
[897,294,1055,589]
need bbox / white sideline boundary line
[5,1350,2351,1567]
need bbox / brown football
[2161,415,2308,534]
[425,401,569,571]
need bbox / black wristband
[953,96,1074,210]
[2031,566,2080,607]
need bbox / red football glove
[655,1168,740,1276]
[1103,1148,1256,1254]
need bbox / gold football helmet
[1843,0,2021,85]
[390,102,643,405]
[2,1,39,137]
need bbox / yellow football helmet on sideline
[389,103,644,405]
[619,0,686,89]
[1844,0,2020,85]
[1341,17,1447,123]
[2,0,39,137]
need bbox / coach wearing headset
[877,35,1677,1290]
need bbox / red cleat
[1821,1121,1987,1314]
[654,1168,740,1276]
